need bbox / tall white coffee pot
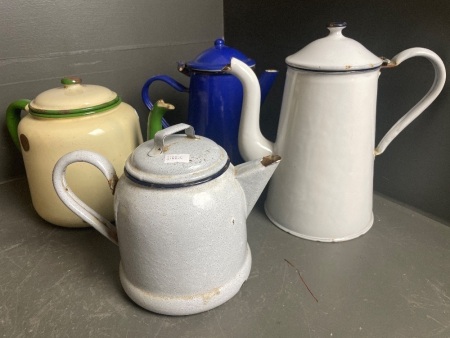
[234,22,446,242]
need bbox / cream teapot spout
[235,155,281,217]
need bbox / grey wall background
[0,0,223,181]
[1,0,450,225]
[224,0,450,224]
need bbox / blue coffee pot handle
[141,75,189,128]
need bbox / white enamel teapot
[52,123,281,315]
[233,22,446,242]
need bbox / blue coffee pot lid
[182,38,256,72]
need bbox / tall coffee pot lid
[286,22,383,72]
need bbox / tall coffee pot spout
[225,58,275,161]
[235,155,281,217]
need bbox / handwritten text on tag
[164,154,190,163]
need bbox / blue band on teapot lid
[124,158,231,189]
[125,124,230,186]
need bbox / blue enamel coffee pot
[141,38,278,164]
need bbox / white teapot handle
[375,48,446,155]
[148,123,196,156]
[52,150,119,245]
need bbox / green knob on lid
[61,77,82,86]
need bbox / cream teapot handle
[52,150,119,245]
[375,48,446,155]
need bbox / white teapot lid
[285,22,383,72]
[125,124,230,187]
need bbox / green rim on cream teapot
[6,77,122,149]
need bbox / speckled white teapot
[52,123,281,316]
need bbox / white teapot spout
[225,57,274,161]
[235,154,281,217]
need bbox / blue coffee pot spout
[141,38,278,164]
[258,69,279,106]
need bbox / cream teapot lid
[285,22,383,72]
[125,124,230,187]
[29,77,120,117]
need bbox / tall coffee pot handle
[52,150,119,245]
[375,48,446,155]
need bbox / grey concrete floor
[1,178,449,337]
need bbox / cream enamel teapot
[233,22,446,242]
[6,77,143,227]
[52,123,281,315]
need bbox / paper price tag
[164,154,190,163]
